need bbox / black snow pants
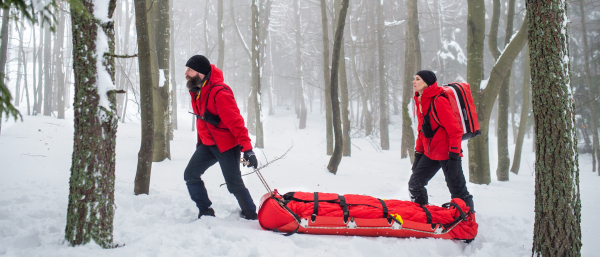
[184,144,252,212]
[408,154,471,206]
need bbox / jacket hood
[207,64,225,86]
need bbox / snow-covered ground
[0,105,598,257]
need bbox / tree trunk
[0,7,8,132]
[251,0,263,148]
[332,0,350,156]
[377,0,389,150]
[327,0,349,174]
[133,0,155,195]
[65,0,119,248]
[43,22,52,116]
[510,45,530,174]
[22,40,30,115]
[320,0,333,155]
[217,0,224,69]
[14,23,23,107]
[170,0,177,130]
[466,0,489,184]
[294,0,307,130]
[400,0,419,162]
[151,0,171,161]
[578,0,600,174]
[493,0,516,181]
[528,1,581,255]
[36,27,43,115]
[55,8,66,119]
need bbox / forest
[0,0,597,256]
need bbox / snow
[159,69,166,87]
[94,0,116,121]
[480,79,489,90]
[1,103,599,256]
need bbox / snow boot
[462,194,475,213]
[198,207,215,219]
[234,188,257,220]
[187,181,212,213]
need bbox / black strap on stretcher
[420,205,433,224]
[311,192,319,222]
[338,195,349,223]
[378,199,394,224]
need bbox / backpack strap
[203,84,230,112]
[429,93,446,128]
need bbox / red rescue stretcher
[257,190,478,241]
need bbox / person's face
[185,67,205,81]
[413,75,428,94]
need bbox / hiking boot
[198,207,215,219]
[462,195,475,213]
[240,210,258,220]
[234,188,258,221]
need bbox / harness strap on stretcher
[311,192,319,222]
[338,195,349,223]
[421,205,432,224]
[377,199,388,218]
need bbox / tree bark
[55,8,66,119]
[251,0,263,148]
[510,45,530,174]
[400,0,419,161]
[217,0,224,69]
[327,0,349,174]
[14,23,23,107]
[170,0,177,130]
[294,0,307,130]
[494,0,516,181]
[320,0,333,155]
[466,0,489,184]
[151,0,171,161]
[578,0,600,174]
[43,21,52,116]
[528,1,582,255]
[134,0,155,195]
[377,0,389,150]
[35,26,43,115]
[65,0,119,248]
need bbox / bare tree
[376,0,388,150]
[400,0,420,161]
[327,0,349,174]
[320,0,333,155]
[133,0,155,195]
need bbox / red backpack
[430,82,481,141]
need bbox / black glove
[243,150,258,169]
[446,152,461,179]
[411,152,423,171]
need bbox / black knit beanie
[186,55,211,75]
[416,70,437,86]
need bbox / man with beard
[184,55,259,220]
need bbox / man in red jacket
[184,55,259,220]
[409,70,474,212]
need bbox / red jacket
[190,64,253,153]
[414,82,463,160]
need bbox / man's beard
[186,74,201,89]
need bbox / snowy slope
[0,106,598,257]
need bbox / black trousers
[408,154,470,205]
[184,144,247,211]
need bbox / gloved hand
[446,152,461,179]
[243,150,258,169]
[411,152,423,171]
